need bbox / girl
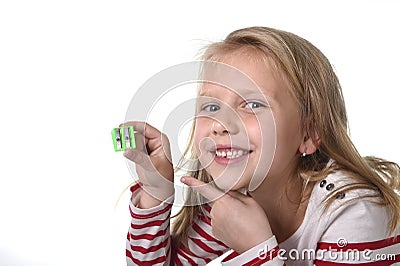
[122,27,400,265]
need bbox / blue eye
[203,104,220,112]
[244,101,264,109]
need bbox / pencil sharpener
[111,126,136,152]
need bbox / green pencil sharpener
[111,126,136,152]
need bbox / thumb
[180,176,225,202]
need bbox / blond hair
[171,26,400,248]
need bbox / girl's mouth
[215,148,249,159]
[211,145,253,165]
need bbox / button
[319,180,327,188]
[326,183,335,191]
[336,192,345,199]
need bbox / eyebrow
[199,84,262,95]
[199,87,277,105]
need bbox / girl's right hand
[120,121,174,207]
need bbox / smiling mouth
[213,148,252,159]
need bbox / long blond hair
[171,26,400,248]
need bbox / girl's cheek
[193,119,207,153]
[244,118,263,139]
[193,136,201,157]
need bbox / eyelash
[200,101,266,112]
[244,101,265,109]
[202,104,220,112]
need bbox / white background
[0,1,399,265]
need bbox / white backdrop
[0,1,399,265]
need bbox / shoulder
[313,170,378,201]
[308,171,400,264]
[311,171,394,242]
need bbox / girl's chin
[212,178,248,192]
[205,168,250,191]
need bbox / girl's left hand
[181,176,273,254]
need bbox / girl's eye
[202,104,220,112]
[244,101,264,109]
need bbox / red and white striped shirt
[126,171,400,265]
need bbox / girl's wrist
[234,229,274,254]
[136,186,174,209]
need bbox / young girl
[122,26,400,265]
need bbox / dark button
[319,180,327,188]
[326,183,335,191]
[336,192,345,199]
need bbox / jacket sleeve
[126,182,174,265]
[314,196,400,265]
[220,235,285,265]
[126,183,232,265]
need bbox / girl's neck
[249,168,313,243]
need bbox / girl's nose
[211,117,240,136]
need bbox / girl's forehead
[199,83,265,98]
[198,73,280,105]
[200,51,286,102]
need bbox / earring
[301,148,307,158]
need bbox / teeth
[215,149,249,159]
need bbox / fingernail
[180,177,186,183]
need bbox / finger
[120,121,162,143]
[120,121,171,158]
[180,176,225,202]
[123,148,155,171]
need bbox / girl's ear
[299,134,320,156]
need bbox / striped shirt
[126,171,400,265]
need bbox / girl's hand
[121,121,174,207]
[181,176,273,254]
